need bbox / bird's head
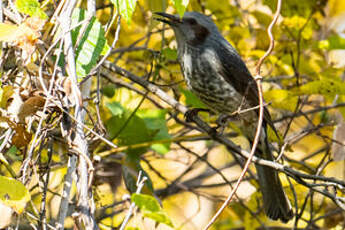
[154,12,219,46]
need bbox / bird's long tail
[254,134,293,222]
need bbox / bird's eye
[187,18,197,25]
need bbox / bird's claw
[184,108,211,122]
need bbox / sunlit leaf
[161,48,177,61]
[107,102,125,116]
[71,8,109,80]
[143,211,174,227]
[204,0,239,29]
[137,109,171,154]
[0,85,14,109]
[329,0,345,17]
[252,11,272,27]
[283,15,313,40]
[111,0,138,24]
[293,79,345,96]
[0,176,30,213]
[15,0,47,19]
[148,0,167,13]
[131,193,160,212]
[180,87,206,109]
[172,0,190,17]
[264,89,298,111]
[106,109,153,155]
[319,35,345,50]
[263,0,326,17]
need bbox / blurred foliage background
[1,0,345,229]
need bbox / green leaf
[143,211,174,227]
[106,102,125,116]
[204,0,239,29]
[71,8,110,80]
[151,143,169,155]
[111,0,138,24]
[180,87,206,109]
[137,109,171,154]
[161,48,177,61]
[319,35,345,50]
[122,165,139,193]
[106,110,153,155]
[131,193,174,227]
[148,0,167,13]
[0,176,31,213]
[15,0,47,19]
[172,0,190,17]
[102,85,117,98]
[252,11,272,27]
[263,0,326,17]
[131,193,160,212]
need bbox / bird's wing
[215,40,277,135]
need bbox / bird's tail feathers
[254,136,293,222]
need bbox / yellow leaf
[283,15,313,39]
[264,89,298,111]
[329,0,345,17]
[0,85,14,109]
[293,79,345,96]
[0,176,31,213]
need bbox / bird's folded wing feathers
[215,40,278,136]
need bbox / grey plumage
[155,11,293,222]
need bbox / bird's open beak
[154,12,181,26]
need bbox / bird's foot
[184,108,211,122]
[215,114,231,134]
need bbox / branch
[101,61,345,209]
[203,0,282,228]
[119,172,147,230]
[56,0,98,229]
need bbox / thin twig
[61,0,98,228]
[101,60,345,210]
[56,155,77,229]
[119,172,148,230]
[39,139,53,230]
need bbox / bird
[154,11,293,222]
